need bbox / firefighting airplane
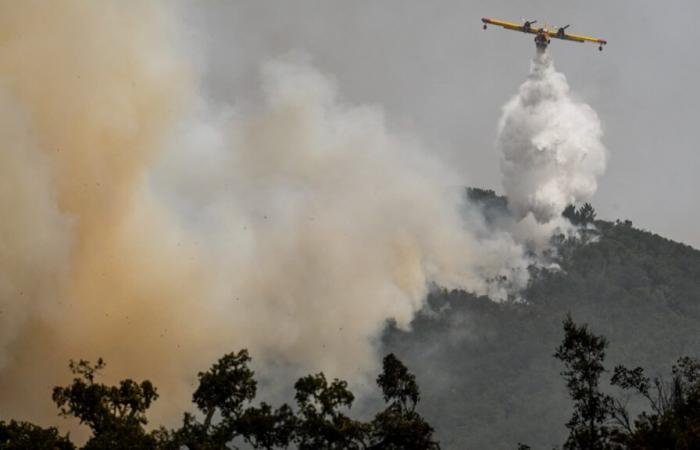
[481,17,607,51]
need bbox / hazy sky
[187,0,700,248]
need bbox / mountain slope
[381,197,700,449]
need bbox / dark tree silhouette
[563,204,578,223]
[562,203,597,226]
[554,315,615,450]
[578,203,597,225]
[236,402,296,449]
[369,353,440,449]
[168,349,295,449]
[611,357,700,448]
[51,358,159,449]
[0,420,75,450]
[552,317,700,449]
[292,373,368,449]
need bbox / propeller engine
[522,18,537,31]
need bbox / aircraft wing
[548,30,607,46]
[481,18,537,35]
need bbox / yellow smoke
[0,0,207,429]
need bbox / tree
[237,402,296,449]
[554,315,615,450]
[169,349,295,449]
[611,357,700,448]
[552,317,700,449]
[369,354,439,449]
[51,358,159,450]
[3,350,439,449]
[0,420,75,450]
[578,203,597,225]
[293,373,368,449]
[562,203,597,226]
[563,204,578,223]
[193,350,256,428]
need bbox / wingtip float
[481,17,607,52]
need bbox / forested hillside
[382,191,700,449]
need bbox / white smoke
[498,51,607,223]
[153,58,532,381]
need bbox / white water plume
[498,51,607,223]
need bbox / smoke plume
[498,51,607,223]
[0,1,534,430]
[0,2,608,434]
